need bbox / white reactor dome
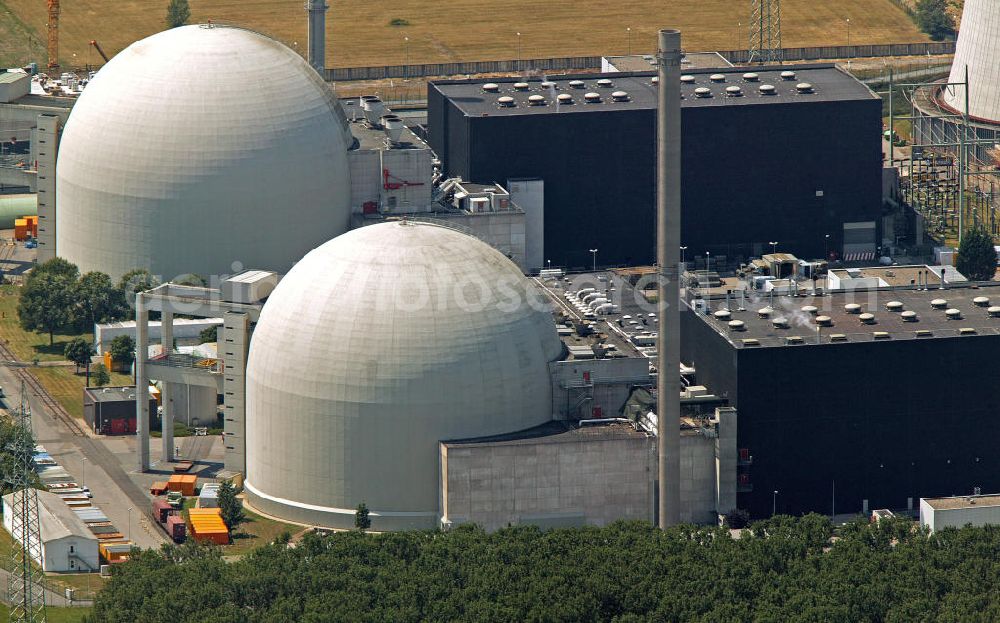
[55,24,353,280]
[244,221,563,531]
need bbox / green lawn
[0,604,90,622]
[0,286,91,364]
[226,508,302,556]
[30,367,134,419]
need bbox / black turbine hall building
[681,285,1000,518]
[428,64,883,270]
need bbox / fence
[324,42,955,82]
[324,56,602,81]
[719,42,955,65]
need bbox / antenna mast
[748,0,782,64]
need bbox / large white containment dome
[944,0,1000,123]
[244,221,563,530]
[55,24,352,280]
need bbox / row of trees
[17,258,158,345]
[914,0,955,41]
[87,515,1000,622]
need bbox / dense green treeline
[87,515,1000,623]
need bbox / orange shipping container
[167,474,197,496]
[188,508,229,545]
[99,541,133,563]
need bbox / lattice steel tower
[6,381,46,623]
[748,0,782,64]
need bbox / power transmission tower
[748,0,782,64]
[7,380,47,623]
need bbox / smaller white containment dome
[244,221,563,530]
[56,24,353,280]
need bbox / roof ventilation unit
[584,92,602,103]
[988,306,1000,317]
[873,332,890,340]
[540,81,557,90]
[772,317,789,329]
[901,310,918,322]
[482,83,500,93]
[651,76,659,84]
[498,96,516,107]
[859,313,876,324]
[844,303,862,314]
[527,94,546,106]
[959,327,977,335]
[611,90,630,102]
[785,336,803,344]
[829,334,847,342]
[795,83,814,94]
[945,308,962,319]
[759,84,777,95]
[680,75,696,84]
[381,115,405,143]
[569,80,586,89]
[915,330,933,337]
[513,82,530,91]
[780,70,797,80]
[557,93,574,104]
[596,78,614,88]
[726,86,743,97]
[713,310,732,321]
[973,296,990,307]
[886,301,904,312]
[742,72,760,81]
[728,320,746,332]
[930,298,948,309]
[709,73,726,82]
[694,87,712,98]
[802,305,818,315]
[361,95,386,126]
[815,315,833,327]
[757,306,773,318]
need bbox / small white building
[2,490,99,572]
[920,494,1000,533]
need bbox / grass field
[0,605,90,622]
[0,0,927,69]
[31,366,134,418]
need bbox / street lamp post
[680,246,688,267]
[769,241,778,254]
[404,37,410,78]
[627,27,632,55]
[705,251,711,272]
[81,455,86,488]
[127,507,133,541]
[516,32,521,70]
[825,234,830,260]
[846,18,851,47]
[547,259,551,269]
[589,248,598,272]
[772,490,779,516]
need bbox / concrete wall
[347,149,381,211]
[439,210,527,271]
[34,114,58,262]
[507,178,544,273]
[549,357,651,419]
[920,499,1000,533]
[440,428,655,531]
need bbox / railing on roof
[146,353,222,373]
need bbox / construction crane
[89,40,109,63]
[6,380,47,623]
[46,0,59,69]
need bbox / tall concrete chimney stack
[307,0,329,74]
[656,28,682,528]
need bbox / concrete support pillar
[222,312,250,474]
[715,407,738,518]
[35,114,59,262]
[135,294,150,472]
[656,28,683,528]
[161,311,174,463]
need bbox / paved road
[0,360,167,549]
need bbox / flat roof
[604,52,732,72]
[0,71,28,84]
[534,272,653,361]
[85,385,142,403]
[443,419,648,447]
[432,64,877,118]
[347,117,429,151]
[692,283,1000,348]
[923,494,1000,511]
